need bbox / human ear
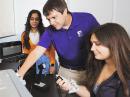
[63,8,67,15]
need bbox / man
[18,0,99,96]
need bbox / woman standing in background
[21,10,57,84]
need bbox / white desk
[0,69,32,97]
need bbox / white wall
[0,0,15,38]
[113,0,130,34]
[67,0,113,24]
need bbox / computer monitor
[0,41,22,59]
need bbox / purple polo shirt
[38,12,99,68]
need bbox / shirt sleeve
[38,28,52,49]
[87,13,100,33]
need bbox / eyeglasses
[30,18,40,21]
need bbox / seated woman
[57,23,130,97]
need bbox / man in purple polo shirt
[18,0,99,96]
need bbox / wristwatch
[50,64,54,67]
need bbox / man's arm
[17,46,46,78]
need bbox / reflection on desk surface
[29,74,61,97]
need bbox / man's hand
[16,73,26,85]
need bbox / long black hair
[86,23,130,97]
[23,9,45,49]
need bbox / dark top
[91,72,130,97]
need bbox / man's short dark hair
[43,0,68,16]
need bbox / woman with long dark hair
[85,23,130,97]
[21,9,56,75]
[22,10,44,51]
[57,23,130,97]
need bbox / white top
[29,31,39,44]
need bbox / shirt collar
[69,12,79,30]
[61,12,79,30]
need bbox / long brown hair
[86,23,130,97]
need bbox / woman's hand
[56,75,79,93]
[77,85,90,97]
[56,75,90,97]
[56,76,70,91]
